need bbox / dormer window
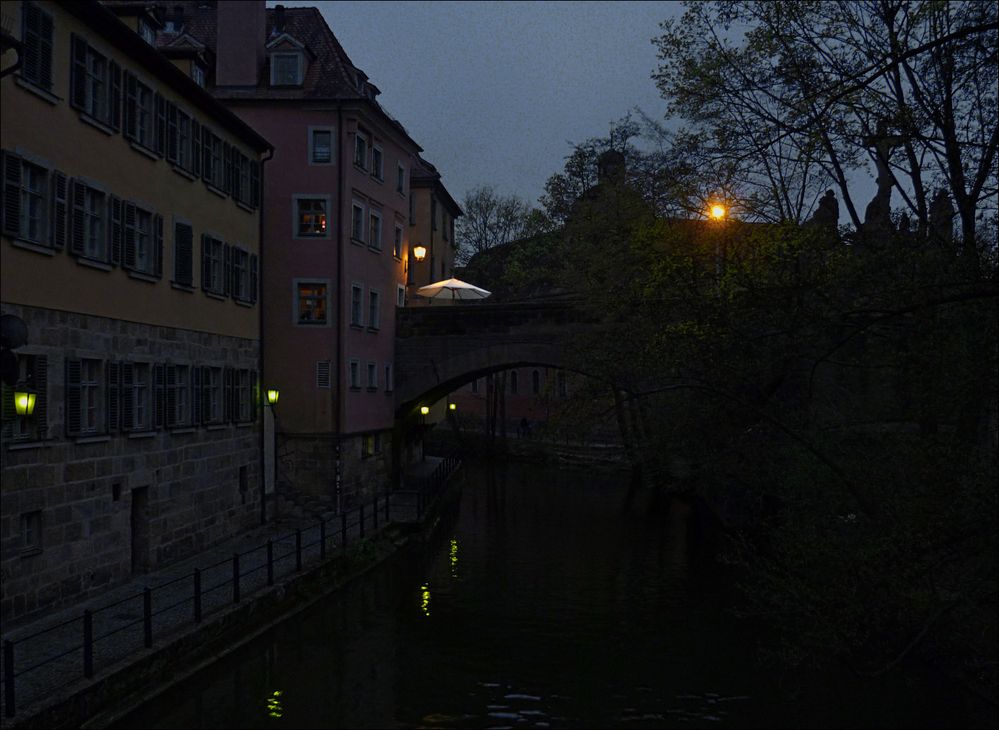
[191,63,205,88]
[138,18,156,45]
[271,53,303,86]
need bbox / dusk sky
[275,0,686,209]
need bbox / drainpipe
[258,145,273,525]
[334,105,344,513]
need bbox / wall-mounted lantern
[266,388,280,406]
[14,388,36,416]
[420,405,430,415]
[448,403,456,411]
[412,245,427,262]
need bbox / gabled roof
[411,156,462,217]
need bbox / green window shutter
[191,119,202,177]
[175,222,193,286]
[33,355,48,440]
[165,365,177,427]
[50,170,67,249]
[154,93,166,157]
[121,362,134,432]
[109,61,122,131]
[123,201,137,269]
[70,178,86,255]
[153,363,165,429]
[38,7,53,89]
[123,71,137,140]
[223,243,232,297]
[2,150,23,237]
[249,253,258,304]
[109,195,122,265]
[70,35,87,110]
[65,358,82,437]
[106,361,120,433]
[1,382,14,440]
[192,366,202,425]
[154,213,163,277]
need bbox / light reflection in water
[266,689,283,718]
[420,584,431,616]
[449,538,459,578]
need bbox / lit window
[297,282,328,324]
[297,198,327,237]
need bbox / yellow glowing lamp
[420,405,430,415]
[14,389,36,416]
[448,402,456,411]
[710,204,727,220]
[412,244,427,261]
[266,388,280,405]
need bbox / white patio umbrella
[416,277,492,303]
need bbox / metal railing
[1,490,401,720]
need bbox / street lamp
[412,245,427,262]
[710,203,727,220]
[448,403,456,411]
[266,388,280,406]
[420,405,430,415]
[14,388,36,416]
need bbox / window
[2,152,68,248]
[20,2,53,90]
[310,128,333,164]
[202,129,223,189]
[236,369,252,422]
[191,63,205,88]
[366,361,377,390]
[21,511,42,553]
[368,290,380,329]
[396,163,405,194]
[124,73,155,149]
[124,204,161,276]
[371,145,383,180]
[83,186,105,260]
[138,19,156,45]
[205,367,223,424]
[231,246,250,300]
[70,37,118,127]
[173,221,193,287]
[127,362,151,431]
[354,130,369,169]
[368,210,382,250]
[296,198,327,237]
[176,109,191,169]
[350,284,363,326]
[394,224,403,259]
[351,200,365,242]
[532,369,541,395]
[348,359,361,389]
[167,364,190,426]
[65,358,104,436]
[316,361,331,389]
[233,150,251,206]
[1,354,48,442]
[296,281,328,324]
[384,362,393,392]
[510,371,518,394]
[19,160,47,244]
[396,284,406,307]
[201,234,225,294]
[271,53,302,86]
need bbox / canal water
[115,461,976,729]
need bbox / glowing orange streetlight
[709,203,727,220]
[412,244,427,261]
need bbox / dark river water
[115,461,980,729]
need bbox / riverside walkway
[0,455,459,727]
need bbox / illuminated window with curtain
[297,198,327,237]
[296,282,328,324]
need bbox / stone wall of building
[0,304,261,623]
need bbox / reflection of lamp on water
[266,690,283,718]
[14,388,36,416]
[449,538,458,578]
[420,583,431,616]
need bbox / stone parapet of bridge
[394,301,597,412]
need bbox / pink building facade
[123,1,442,507]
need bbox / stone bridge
[393,300,601,414]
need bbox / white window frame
[191,63,205,87]
[351,199,366,243]
[80,358,103,434]
[393,223,404,259]
[270,52,303,86]
[292,194,331,239]
[348,358,361,389]
[350,282,364,327]
[368,288,381,330]
[396,284,406,307]
[293,278,331,327]
[371,144,384,181]
[368,208,382,250]
[18,159,49,244]
[353,130,369,170]
[308,126,335,166]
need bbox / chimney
[274,5,286,33]
[215,0,266,86]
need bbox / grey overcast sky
[273,0,686,208]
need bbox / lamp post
[708,202,727,277]
[419,405,429,461]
